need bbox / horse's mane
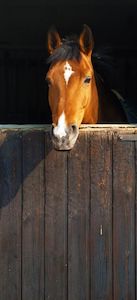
[47,37,81,65]
[92,47,116,89]
[47,36,115,81]
[47,36,137,123]
[47,35,119,91]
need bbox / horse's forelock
[47,38,81,65]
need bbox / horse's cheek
[81,93,89,109]
[49,88,57,109]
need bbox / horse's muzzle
[51,124,79,150]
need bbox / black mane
[47,37,81,65]
[47,37,115,78]
[46,35,137,123]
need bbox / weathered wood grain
[0,127,136,300]
[113,132,136,300]
[0,131,22,300]
[45,132,68,300]
[90,131,113,300]
[67,132,90,300]
[22,131,45,300]
[136,140,137,300]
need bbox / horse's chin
[52,132,79,151]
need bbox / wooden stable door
[0,125,136,300]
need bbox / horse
[46,25,128,150]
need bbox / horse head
[46,25,99,150]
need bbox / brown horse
[46,25,128,150]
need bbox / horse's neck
[94,73,128,123]
[82,74,99,124]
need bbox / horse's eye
[84,77,91,84]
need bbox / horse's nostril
[62,137,66,143]
[51,124,55,133]
[70,124,78,134]
[53,135,59,142]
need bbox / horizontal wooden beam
[0,124,136,131]
[118,134,137,141]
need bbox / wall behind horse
[0,1,137,47]
[0,48,51,124]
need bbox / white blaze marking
[53,112,67,138]
[64,61,74,85]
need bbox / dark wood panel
[22,131,45,300]
[113,133,135,300]
[0,127,136,300]
[67,132,90,300]
[45,132,68,300]
[136,141,137,300]
[0,131,22,300]
[90,131,113,300]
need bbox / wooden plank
[119,134,137,141]
[45,132,67,300]
[136,141,137,300]
[113,132,135,300]
[0,124,136,130]
[80,124,137,129]
[90,131,113,300]
[22,131,45,300]
[67,132,90,300]
[0,131,22,300]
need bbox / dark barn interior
[0,0,137,124]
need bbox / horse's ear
[47,27,61,54]
[79,24,94,56]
